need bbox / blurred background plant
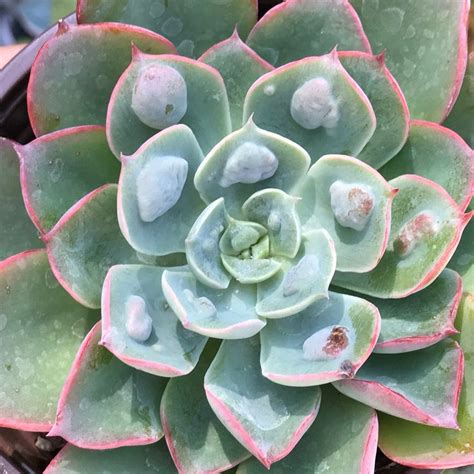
[0,0,74,44]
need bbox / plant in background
[0,0,473,473]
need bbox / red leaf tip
[375,50,386,66]
[56,19,70,36]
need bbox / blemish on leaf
[394,212,438,257]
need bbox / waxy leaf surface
[18,126,120,233]
[205,336,321,467]
[0,249,97,431]
[28,23,176,135]
[49,323,167,448]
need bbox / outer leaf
[257,230,336,318]
[444,52,474,148]
[162,269,265,340]
[237,385,378,474]
[350,0,469,122]
[77,0,257,58]
[333,338,463,429]
[17,126,120,233]
[48,323,167,448]
[378,294,474,468]
[334,175,472,298]
[362,269,462,354]
[0,249,97,431]
[27,22,176,136]
[102,265,207,376]
[339,51,410,169]
[449,219,474,294]
[200,32,273,130]
[44,184,141,308]
[194,118,310,217]
[243,51,376,162]
[161,344,250,474]
[0,138,41,261]
[45,442,177,473]
[205,336,321,468]
[118,125,205,256]
[246,0,371,67]
[298,154,396,272]
[260,291,380,387]
[381,121,474,210]
[107,50,231,158]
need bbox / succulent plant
[1,0,473,473]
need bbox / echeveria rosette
[0,1,472,473]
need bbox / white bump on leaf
[394,212,439,257]
[283,255,319,297]
[267,210,281,232]
[183,289,217,320]
[290,77,339,130]
[132,64,188,129]
[303,325,350,361]
[136,157,188,222]
[126,295,153,342]
[219,142,278,188]
[329,181,374,231]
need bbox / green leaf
[260,291,380,386]
[102,265,207,376]
[298,154,396,272]
[162,269,265,339]
[118,125,205,256]
[106,50,231,158]
[339,51,409,169]
[17,126,120,233]
[380,121,474,210]
[246,0,371,67]
[28,22,176,136]
[444,52,474,148]
[185,198,231,289]
[333,338,463,429]
[161,344,250,473]
[256,230,336,318]
[44,184,141,308]
[333,175,471,298]
[194,118,310,217]
[350,0,469,122]
[243,51,376,163]
[0,249,97,431]
[242,189,301,259]
[45,442,177,473]
[200,32,273,130]
[357,269,461,354]
[49,323,167,448]
[449,219,474,294]
[0,139,41,262]
[205,336,321,468]
[236,385,378,474]
[77,0,258,58]
[378,294,474,468]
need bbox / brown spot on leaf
[322,326,349,356]
[340,360,355,378]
